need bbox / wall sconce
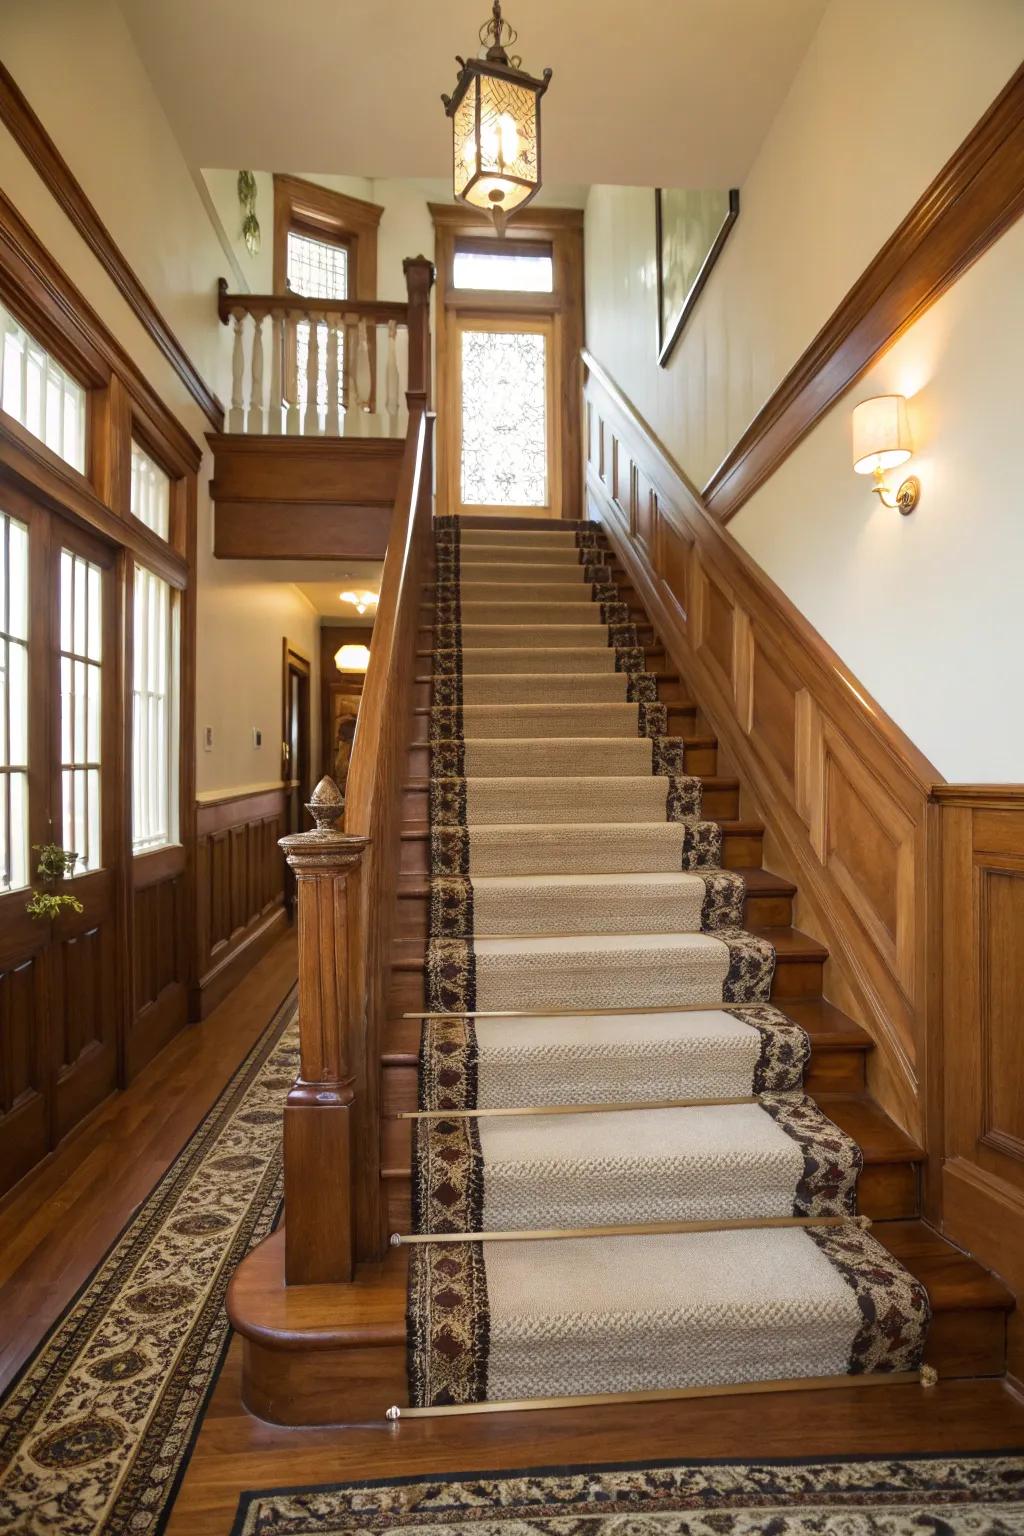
[334,643,370,673]
[852,395,921,514]
[339,589,378,615]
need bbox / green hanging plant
[26,843,83,921]
[238,170,261,257]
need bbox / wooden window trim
[430,203,584,519]
[273,174,383,302]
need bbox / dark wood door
[282,641,311,918]
[0,497,121,1191]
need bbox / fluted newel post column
[403,254,435,405]
[279,777,368,1285]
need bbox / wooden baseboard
[191,905,289,1021]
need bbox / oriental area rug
[228,1455,1024,1535]
[0,995,297,1536]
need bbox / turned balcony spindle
[268,311,284,435]
[285,314,301,435]
[279,776,368,1285]
[303,314,321,436]
[344,313,360,437]
[324,315,342,435]
[229,310,245,432]
[386,319,400,437]
[249,313,265,434]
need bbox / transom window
[132,566,178,853]
[59,548,102,875]
[0,511,29,893]
[130,440,171,541]
[0,300,86,472]
[453,242,553,293]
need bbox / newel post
[403,254,435,405]
[279,777,368,1285]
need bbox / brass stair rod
[387,1366,937,1421]
[403,1002,774,1019]
[391,1213,869,1246]
[396,1095,759,1120]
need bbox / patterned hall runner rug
[228,1454,1024,1535]
[0,993,297,1536]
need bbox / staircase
[229,511,1012,1427]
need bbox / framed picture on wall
[655,187,739,368]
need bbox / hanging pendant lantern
[441,0,552,235]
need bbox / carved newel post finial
[305,775,344,835]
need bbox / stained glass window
[460,329,548,507]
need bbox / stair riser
[380,1156,919,1226]
[393,888,793,941]
[418,624,659,648]
[401,781,741,822]
[382,1049,866,1120]
[412,677,694,709]
[406,740,720,778]
[398,825,762,875]
[386,949,823,1011]
[409,706,698,746]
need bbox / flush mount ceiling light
[442,0,552,236]
[334,643,370,673]
[339,589,378,615]
[852,395,921,514]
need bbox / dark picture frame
[655,187,740,368]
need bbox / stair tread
[252,1220,1011,1348]
[400,815,759,838]
[396,865,794,898]
[382,996,871,1064]
[390,924,825,970]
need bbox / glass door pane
[58,547,103,874]
[456,319,557,514]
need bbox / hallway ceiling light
[339,589,378,615]
[442,0,552,235]
[852,395,921,515]
[334,643,370,673]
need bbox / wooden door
[282,641,311,918]
[0,497,120,1191]
[451,314,561,519]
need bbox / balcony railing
[216,258,432,439]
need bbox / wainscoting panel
[939,790,1024,1371]
[0,947,48,1193]
[128,845,189,1078]
[584,351,938,1143]
[193,786,289,1019]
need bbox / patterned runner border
[0,992,297,1536]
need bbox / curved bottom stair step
[227,1220,1012,1424]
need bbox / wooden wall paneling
[936,791,1024,1377]
[0,949,49,1193]
[583,352,939,1143]
[703,62,1024,523]
[192,788,289,1020]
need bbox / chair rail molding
[0,60,225,431]
[702,60,1024,523]
[583,348,942,1147]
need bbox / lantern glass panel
[453,85,478,201]
[453,71,540,213]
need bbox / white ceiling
[118,0,827,188]
[292,566,383,621]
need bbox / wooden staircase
[228,513,1014,1428]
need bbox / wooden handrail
[217,279,408,327]
[276,254,435,1283]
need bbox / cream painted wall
[585,0,1024,491]
[0,0,327,795]
[201,169,435,300]
[729,217,1024,784]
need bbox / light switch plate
[203,725,214,751]
[253,727,263,748]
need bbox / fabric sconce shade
[852,395,913,475]
[335,643,370,674]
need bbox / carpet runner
[406,516,929,1409]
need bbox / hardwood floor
[0,930,297,1393]
[169,1355,1024,1535]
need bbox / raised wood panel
[634,466,655,553]
[51,919,117,1142]
[0,953,48,1192]
[134,874,185,1012]
[194,789,289,1020]
[584,354,937,1141]
[750,635,798,787]
[653,506,691,624]
[980,866,1024,1161]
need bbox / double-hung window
[132,566,178,853]
[0,511,29,892]
[0,299,86,471]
